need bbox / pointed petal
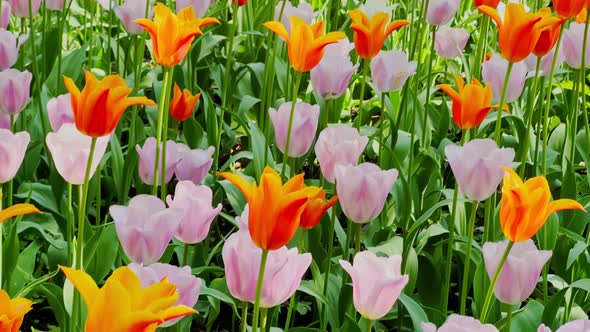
[0,204,40,223]
[263,21,290,42]
[478,5,503,29]
[59,266,99,306]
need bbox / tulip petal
[0,204,40,223]
[263,21,290,42]
[59,265,99,306]
[218,172,255,200]
[478,5,502,28]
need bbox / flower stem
[480,241,514,322]
[421,25,437,146]
[366,319,373,332]
[321,204,338,330]
[67,183,73,266]
[354,222,361,255]
[459,200,480,315]
[260,308,268,331]
[280,71,304,178]
[241,302,248,332]
[284,292,296,332]
[473,16,490,80]
[356,59,370,130]
[519,57,542,178]
[151,65,175,196]
[493,62,514,144]
[581,15,590,186]
[251,249,269,332]
[441,184,459,315]
[506,305,513,332]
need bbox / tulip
[310,39,358,100]
[46,124,110,185]
[0,112,15,129]
[64,70,155,137]
[482,53,528,103]
[500,168,585,242]
[218,167,310,250]
[357,0,396,19]
[110,195,185,264]
[299,188,338,229]
[483,239,551,304]
[166,180,222,244]
[562,22,590,69]
[349,9,410,59]
[445,139,514,201]
[175,145,214,184]
[232,0,247,6]
[136,137,182,185]
[0,69,32,114]
[533,8,563,58]
[44,0,65,10]
[129,262,202,327]
[176,0,213,18]
[474,0,500,9]
[0,289,33,332]
[553,0,585,19]
[1,1,10,29]
[264,17,346,72]
[114,0,152,34]
[135,3,219,67]
[314,125,368,183]
[371,50,417,93]
[8,0,41,17]
[339,251,408,320]
[0,30,27,70]
[0,199,39,223]
[269,101,320,158]
[435,26,470,59]
[47,93,74,132]
[170,83,201,122]
[0,129,29,183]
[274,0,315,33]
[577,8,587,23]
[426,0,460,26]
[60,265,196,331]
[538,320,590,332]
[525,49,564,76]
[421,315,499,332]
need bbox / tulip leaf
[398,293,428,331]
[566,241,588,270]
[298,280,328,306]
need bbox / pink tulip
[483,239,551,305]
[95,0,111,10]
[47,93,74,132]
[310,39,358,100]
[426,0,460,26]
[269,101,319,158]
[175,145,214,184]
[129,262,202,327]
[110,195,185,264]
[115,0,152,34]
[339,251,408,320]
[435,26,470,59]
[371,50,417,93]
[222,227,260,303]
[166,180,222,244]
[538,320,590,332]
[8,0,41,17]
[562,23,590,69]
[482,53,528,103]
[0,111,16,129]
[176,0,213,18]
[46,124,110,185]
[444,139,514,201]
[274,0,315,33]
[357,0,396,19]
[0,128,29,183]
[44,0,65,10]
[136,137,182,185]
[1,2,10,29]
[0,69,32,114]
[421,315,498,332]
[524,49,564,77]
[315,125,368,183]
[334,162,398,223]
[0,30,27,70]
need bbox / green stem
[151,66,175,196]
[480,241,514,322]
[284,294,295,332]
[421,25,436,146]
[280,71,304,178]
[241,302,248,332]
[251,249,269,332]
[582,15,590,188]
[441,184,459,315]
[356,59,370,130]
[519,57,542,178]
[459,200,480,315]
[506,305,512,332]
[160,102,170,200]
[473,16,490,80]
[379,93,386,167]
[493,62,514,144]
[260,308,268,332]
[182,243,190,266]
[67,183,73,266]
[321,205,337,330]
[366,319,373,332]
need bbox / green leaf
[398,293,428,331]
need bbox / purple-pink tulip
[110,195,185,265]
[339,251,408,320]
[166,180,222,244]
[274,0,315,33]
[483,239,551,305]
[269,101,319,158]
[176,0,213,18]
[8,0,41,17]
[538,320,590,332]
[444,139,514,201]
[421,315,498,332]
[175,145,214,184]
[0,128,29,183]
[310,39,358,100]
[1,2,10,29]
[0,69,32,114]
[44,0,65,10]
[562,23,590,69]
[334,162,398,223]
[426,0,460,26]
[357,0,396,19]
[315,125,368,183]
[47,93,74,132]
[136,137,182,185]
[95,0,111,10]
[482,53,528,103]
[0,30,27,70]
[524,49,564,77]
[115,0,152,34]
[434,26,470,59]
[371,50,416,93]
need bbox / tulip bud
[371,50,416,93]
[47,93,74,132]
[0,69,32,114]
[0,129,29,183]
[269,101,319,158]
[434,26,470,59]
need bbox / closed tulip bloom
[60,265,196,331]
[115,0,152,34]
[1,1,10,29]
[176,0,213,18]
[483,240,551,304]
[299,188,338,229]
[334,163,398,223]
[315,125,369,182]
[170,83,200,122]
[0,69,32,114]
[269,101,320,158]
[135,3,219,67]
[474,0,500,9]
[110,195,185,264]
[175,145,214,184]
[435,26,470,59]
[371,50,417,93]
[274,0,315,33]
[349,9,410,59]
[222,224,260,303]
[339,251,408,320]
[538,320,590,332]
[0,129,29,183]
[47,93,74,132]
[310,39,358,99]
[525,49,564,76]
[259,246,311,307]
[421,315,499,332]
[357,0,397,19]
[64,70,155,137]
[44,0,65,10]
[0,289,33,332]
[136,138,182,185]
[427,0,460,26]
[264,17,346,72]
[8,0,41,17]
[562,23,590,68]
[166,181,222,244]
[533,9,563,57]
[482,53,528,103]
[46,124,110,185]
[500,168,585,242]
[553,0,585,19]
[219,167,310,250]
[0,30,27,70]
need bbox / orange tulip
[263,17,346,72]
[64,71,156,137]
[349,9,410,59]
[479,3,563,62]
[553,0,585,19]
[500,168,586,242]
[577,8,588,23]
[0,203,40,223]
[60,265,196,332]
[533,8,563,57]
[474,0,501,9]
[0,289,33,332]
[219,167,310,250]
[438,75,506,130]
[299,187,338,229]
[170,83,201,122]
[135,3,219,67]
